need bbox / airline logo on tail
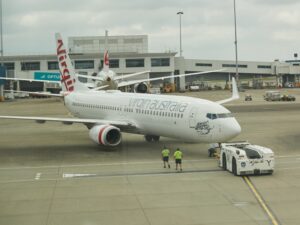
[103,50,109,72]
[104,51,109,66]
[56,38,74,92]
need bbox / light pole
[233,0,239,86]
[177,11,183,57]
[0,0,4,101]
[0,0,3,62]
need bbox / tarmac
[0,89,300,225]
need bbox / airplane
[0,33,241,147]
[77,49,224,93]
[0,50,223,94]
[76,31,224,92]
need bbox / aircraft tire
[152,136,160,142]
[232,157,237,176]
[145,135,153,142]
[222,153,227,170]
[145,135,160,142]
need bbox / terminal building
[1,34,300,93]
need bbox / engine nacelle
[89,125,122,146]
[134,82,149,93]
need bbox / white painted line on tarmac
[277,166,300,170]
[0,159,214,170]
[35,173,42,180]
[276,154,300,158]
[63,173,96,178]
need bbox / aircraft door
[189,107,198,128]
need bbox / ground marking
[243,176,280,225]
[35,173,42,180]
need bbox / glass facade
[75,60,94,69]
[4,62,15,70]
[48,61,59,70]
[257,65,271,69]
[222,64,247,68]
[126,59,144,67]
[195,63,212,67]
[21,62,40,71]
[100,59,119,68]
[151,58,170,67]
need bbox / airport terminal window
[195,63,212,67]
[126,59,144,68]
[21,62,40,71]
[48,61,59,70]
[4,62,14,70]
[100,59,119,68]
[75,60,94,69]
[257,65,271,69]
[222,64,248,68]
[151,58,170,67]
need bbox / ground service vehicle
[245,94,252,101]
[264,91,281,101]
[219,142,274,176]
[281,94,296,101]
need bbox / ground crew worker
[174,148,183,171]
[161,146,171,168]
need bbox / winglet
[216,77,239,105]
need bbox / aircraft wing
[117,69,225,88]
[0,77,61,84]
[114,71,150,81]
[76,74,104,81]
[0,116,138,131]
[216,77,239,104]
[76,71,150,82]
[5,90,63,97]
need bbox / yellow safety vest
[162,149,170,157]
[174,150,183,159]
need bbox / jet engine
[134,82,149,93]
[89,125,122,146]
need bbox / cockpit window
[206,113,233,120]
[217,113,233,118]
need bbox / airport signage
[34,71,60,81]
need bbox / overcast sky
[2,0,300,61]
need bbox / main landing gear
[144,135,160,142]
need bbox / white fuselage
[96,70,118,89]
[64,90,241,143]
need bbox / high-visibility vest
[162,149,170,157]
[174,150,183,159]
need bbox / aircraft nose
[231,119,241,137]
[226,118,241,139]
[219,118,241,141]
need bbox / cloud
[2,0,300,61]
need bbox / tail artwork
[55,33,89,93]
[103,50,109,72]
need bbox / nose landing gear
[208,143,221,157]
